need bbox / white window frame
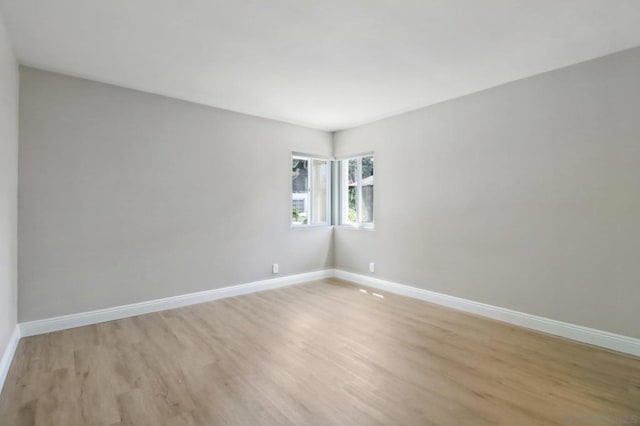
[338,153,375,229]
[291,153,332,228]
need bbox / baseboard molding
[19,269,334,337]
[16,268,640,357]
[0,326,20,394]
[334,269,640,357]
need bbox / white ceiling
[1,1,640,131]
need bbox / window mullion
[326,161,331,225]
[342,161,348,224]
[308,160,313,224]
[357,158,362,224]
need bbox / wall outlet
[369,262,375,273]
[272,263,279,274]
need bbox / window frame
[337,153,375,229]
[291,153,332,228]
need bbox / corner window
[340,154,374,226]
[292,155,331,226]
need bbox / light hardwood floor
[0,278,638,425]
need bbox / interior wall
[333,47,640,338]
[18,67,333,322]
[0,14,18,354]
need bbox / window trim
[291,153,332,228]
[337,152,375,229]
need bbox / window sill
[336,224,375,231]
[291,224,334,230]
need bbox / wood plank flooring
[0,278,638,425]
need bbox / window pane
[347,159,358,223]
[292,158,309,225]
[310,159,328,224]
[361,156,374,223]
[292,199,305,213]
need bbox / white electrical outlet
[272,263,279,274]
[369,262,375,273]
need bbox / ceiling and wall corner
[0,0,639,131]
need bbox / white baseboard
[0,326,21,394]
[19,269,333,337]
[15,268,640,358]
[334,269,640,357]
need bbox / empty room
[1,1,639,425]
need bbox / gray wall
[0,14,18,355]
[17,48,640,339]
[334,47,640,338]
[19,68,333,322]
